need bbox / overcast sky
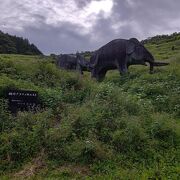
[0,0,180,54]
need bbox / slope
[0,35,179,179]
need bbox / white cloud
[112,21,129,34]
[0,0,113,34]
[85,0,113,18]
[1,0,180,54]
[125,0,139,7]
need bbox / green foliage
[0,31,42,55]
[0,99,12,132]
[0,34,180,179]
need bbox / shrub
[0,99,12,132]
[0,111,52,171]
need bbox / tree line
[0,31,42,55]
[142,32,180,44]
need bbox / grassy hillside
[0,37,180,179]
[144,33,180,60]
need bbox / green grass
[0,37,180,179]
[145,35,180,60]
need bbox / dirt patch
[57,164,91,176]
[14,150,46,178]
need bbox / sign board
[6,90,39,114]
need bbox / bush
[0,99,12,132]
[0,53,179,178]
[0,111,52,171]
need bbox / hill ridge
[0,30,43,55]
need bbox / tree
[0,31,43,55]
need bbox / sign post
[6,90,39,114]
